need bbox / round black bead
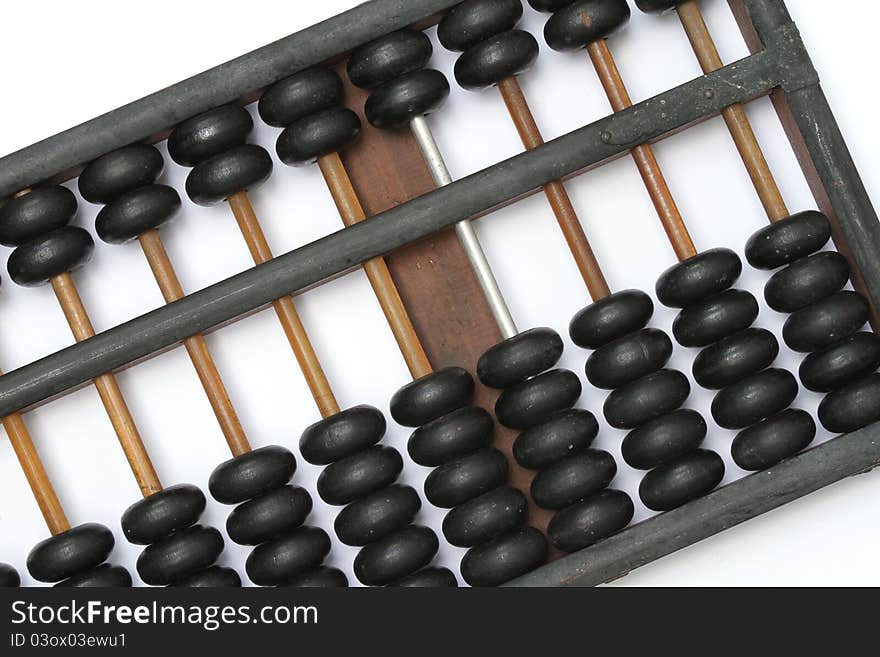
[424,447,509,508]
[317,446,403,506]
[171,566,241,588]
[137,525,225,586]
[633,0,682,13]
[364,69,451,129]
[544,0,631,51]
[276,108,361,166]
[586,328,672,389]
[259,68,344,127]
[408,405,494,467]
[495,369,582,430]
[391,367,475,427]
[622,409,707,470]
[246,526,331,586]
[783,291,870,353]
[0,186,77,247]
[712,368,799,430]
[531,449,617,510]
[286,567,349,588]
[477,328,564,389]
[745,210,831,270]
[604,369,690,430]
[8,226,94,287]
[79,145,164,204]
[800,332,880,393]
[300,405,386,465]
[454,30,539,91]
[209,446,297,505]
[396,567,458,588]
[96,184,181,244]
[348,30,434,90]
[765,252,851,313]
[513,408,598,470]
[27,524,114,583]
[818,373,880,434]
[656,248,742,308]
[672,289,759,348]
[460,527,547,587]
[443,487,527,547]
[0,564,19,587]
[354,525,439,586]
[226,485,313,546]
[438,0,524,52]
[693,328,779,390]
[121,484,206,545]
[57,564,133,588]
[185,144,273,206]
[731,409,816,471]
[639,450,725,512]
[335,484,421,546]
[168,105,254,167]
[570,289,654,349]
[548,489,634,553]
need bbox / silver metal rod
[410,115,518,340]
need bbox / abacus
[0,0,878,587]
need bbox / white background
[0,0,878,586]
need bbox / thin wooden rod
[227,191,341,418]
[138,229,251,457]
[50,273,162,497]
[497,76,612,301]
[677,0,789,222]
[587,39,698,262]
[318,152,434,379]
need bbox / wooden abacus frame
[1,0,878,587]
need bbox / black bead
[137,525,225,586]
[226,485,313,546]
[395,567,458,587]
[443,487,527,547]
[354,525,439,586]
[96,185,181,244]
[633,0,682,13]
[185,144,273,206]
[276,108,361,166]
[347,30,434,90]
[818,373,880,434]
[0,186,77,247]
[531,449,617,510]
[783,291,870,353]
[513,408,598,469]
[0,564,19,587]
[693,328,779,390]
[495,369,582,430]
[168,105,254,167]
[570,289,654,349]
[548,489,634,553]
[335,484,421,546]
[438,0,524,52]
[391,367,474,427]
[300,405,386,465]
[731,409,816,471]
[57,564,133,588]
[317,446,403,506]
[460,527,547,587]
[544,0,631,51]
[604,369,690,430]
[246,526,331,586]
[172,566,241,588]
[673,289,759,348]
[656,248,742,308]
[364,69,451,129]
[209,446,296,505]
[121,484,206,545]
[8,226,94,287]
[408,405,494,467]
[424,448,509,508]
[586,328,672,389]
[79,145,164,204]
[259,68,344,127]
[800,332,880,393]
[765,252,851,313]
[286,567,349,588]
[745,210,831,270]
[639,450,725,512]
[621,409,707,470]
[712,368,799,430]
[454,30,539,91]
[477,328,564,389]
[27,524,114,583]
